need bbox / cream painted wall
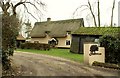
[56,34,71,48]
[31,34,72,48]
[89,47,105,65]
[31,34,51,44]
[84,43,105,65]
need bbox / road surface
[11,51,120,77]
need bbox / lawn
[16,49,83,63]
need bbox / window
[45,31,50,34]
[66,31,71,35]
[34,41,39,43]
[26,41,30,43]
[66,40,70,45]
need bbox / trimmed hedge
[92,61,120,70]
[20,43,50,50]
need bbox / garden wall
[84,42,105,65]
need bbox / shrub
[99,35,120,64]
[20,43,50,50]
[92,61,120,70]
[2,14,19,72]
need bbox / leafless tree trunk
[88,0,97,27]
[73,0,97,27]
[98,0,100,27]
[110,0,115,27]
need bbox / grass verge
[16,49,83,63]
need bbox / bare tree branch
[88,0,97,27]
[1,1,10,15]
[73,5,88,16]
[12,1,45,21]
[23,3,38,21]
[1,0,46,28]
[73,0,97,27]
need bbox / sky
[39,0,120,26]
[0,0,120,26]
[0,0,120,37]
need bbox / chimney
[47,18,51,22]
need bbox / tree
[73,0,98,27]
[97,0,100,27]
[73,0,116,27]
[110,0,115,27]
[0,0,45,76]
[2,14,20,74]
[88,0,97,27]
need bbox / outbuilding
[70,27,120,54]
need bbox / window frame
[66,40,71,45]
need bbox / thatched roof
[31,18,84,38]
[17,34,25,40]
[73,27,120,37]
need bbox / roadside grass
[16,49,83,63]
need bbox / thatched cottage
[30,18,84,48]
[70,27,120,53]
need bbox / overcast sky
[0,0,120,26]
[39,0,120,26]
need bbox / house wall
[31,34,72,48]
[56,34,72,48]
[31,34,51,44]
[89,47,105,65]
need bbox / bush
[92,61,120,70]
[2,14,19,72]
[99,35,120,64]
[20,43,50,50]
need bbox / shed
[70,27,120,54]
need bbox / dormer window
[45,31,50,34]
[66,31,71,35]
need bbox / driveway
[11,51,120,77]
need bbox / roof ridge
[35,18,83,25]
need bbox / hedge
[99,35,120,64]
[92,61,120,70]
[20,43,50,50]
